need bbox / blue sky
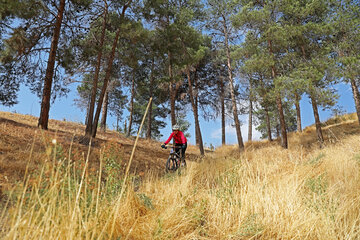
[0,82,355,148]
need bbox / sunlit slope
[0,111,198,189]
[1,111,360,239]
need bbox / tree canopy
[1,0,359,149]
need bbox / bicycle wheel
[180,158,187,168]
[165,156,178,172]
[179,152,186,168]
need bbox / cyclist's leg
[181,142,187,161]
[174,144,181,164]
[174,143,181,155]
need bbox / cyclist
[161,125,187,163]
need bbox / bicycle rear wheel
[165,156,178,172]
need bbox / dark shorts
[175,142,187,159]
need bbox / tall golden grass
[1,115,360,239]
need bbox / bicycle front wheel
[165,157,178,172]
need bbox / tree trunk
[127,71,135,137]
[248,78,253,141]
[264,105,272,141]
[268,39,287,148]
[91,3,129,139]
[169,83,176,126]
[124,120,127,134]
[38,0,66,130]
[116,116,119,132]
[166,13,176,127]
[276,123,280,138]
[85,1,108,138]
[168,49,179,127]
[350,77,360,125]
[310,93,324,145]
[223,16,244,151]
[220,75,226,145]
[85,94,91,125]
[194,70,200,146]
[91,29,121,138]
[248,99,253,142]
[100,90,109,132]
[146,58,155,139]
[186,67,204,155]
[295,93,302,132]
[276,94,288,148]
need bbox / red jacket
[164,131,187,145]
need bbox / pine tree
[143,0,203,127]
[85,0,108,137]
[179,26,207,155]
[206,0,245,151]
[0,0,39,105]
[1,0,93,129]
[280,0,337,145]
[331,0,360,124]
[91,4,132,138]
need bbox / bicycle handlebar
[162,144,182,150]
[164,146,181,150]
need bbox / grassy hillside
[1,111,360,239]
[0,111,199,190]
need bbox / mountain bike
[163,145,186,172]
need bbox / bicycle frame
[169,146,182,159]
[164,145,185,172]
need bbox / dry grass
[1,111,360,239]
[0,111,199,191]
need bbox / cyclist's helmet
[172,124,180,131]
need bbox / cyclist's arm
[164,132,174,145]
